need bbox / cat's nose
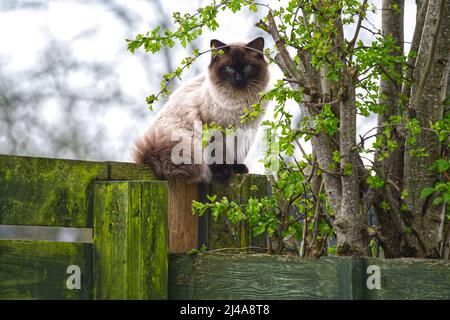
[235,73,245,84]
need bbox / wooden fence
[0,154,268,299]
[169,254,450,299]
[1,154,450,300]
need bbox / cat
[133,37,269,183]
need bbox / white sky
[0,0,417,173]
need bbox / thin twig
[348,0,368,56]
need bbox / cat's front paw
[233,164,249,174]
[209,164,234,182]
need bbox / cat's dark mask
[208,37,268,90]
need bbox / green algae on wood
[0,154,106,227]
[0,240,92,299]
[92,181,168,300]
[106,161,158,181]
[199,174,270,250]
[0,154,160,228]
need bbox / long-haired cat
[133,37,269,183]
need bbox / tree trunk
[336,71,369,255]
[374,0,405,258]
[403,0,450,258]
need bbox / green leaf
[367,175,385,189]
[443,192,450,204]
[342,163,353,176]
[187,248,199,255]
[380,201,390,211]
[420,187,435,199]
[431,159,450,173]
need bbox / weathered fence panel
[92,181,168,299]
[364,258,450,299]
[0,155,106,227]
[0,155,156,227]
[168,254,350,300]
[168,254,450,300]
[0,240,92,299]
[0,154,168,300]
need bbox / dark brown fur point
[134,129,207,184]
[208,135,250,182]
[208,37,268,90]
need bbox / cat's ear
[246,37,264,52]
[210,39,227,50]
[210,39,228,60]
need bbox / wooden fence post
[92,181,168,299]
[168,178,199,252]
[199,174,270,250]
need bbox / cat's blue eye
[224,66,235,73]
[243,64,253,74]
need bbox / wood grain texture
[168,253,346,300]
[199,174,270,250]
[0,154,107,227]
[106,161,158,181]
[363,258,450,300]
[0,240,92,299]
[169,254,450,300]
[168,179,199,252]
[0,154,160,228]
[92,181,168,300]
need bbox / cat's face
[208,37,268,91]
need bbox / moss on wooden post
[199,174,270,250]
[92,181,168,300]
[0,154,169,300]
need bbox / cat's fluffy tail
[133,128,211,184]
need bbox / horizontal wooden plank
[169,254,450,300]
[0,240,92,299]
[106,161,157,181]
[0,154,160,227]
[0,154,106,227]
[168,253,347,300]
[362,258,450,299]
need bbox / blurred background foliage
[0,0,263,162]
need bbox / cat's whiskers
[245,82,261,97]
